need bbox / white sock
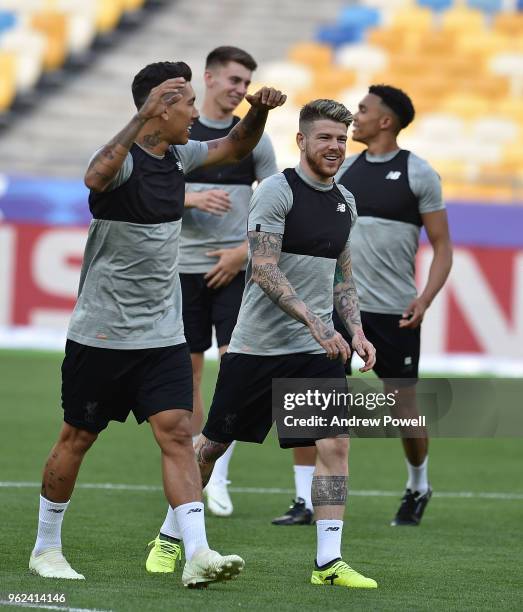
[316,519,343,567]
[406,456,429,495]
[160,505,181,540]
[33,495,69,555]
[294,465,314,511]
[208,441,236,485]
[173,502,209,561]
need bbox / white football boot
[182,548,244,588]
[29,548,85,579]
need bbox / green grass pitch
[0,350,522,611]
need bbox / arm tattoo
[311,475,348,507]
[333,247,362,333]
[228,107,267,158]
[85,113,148,188]
[249,231,283,258]
[248,230,332,336]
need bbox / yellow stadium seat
[366,28,405,53]
[313,66,356,94]
[458,75,510,99]
[391,7,433,32]
[434,55,480,80]
[30,10,68,71]
[456,32,511,59]
[502,143,523,167]
[497,97,523,123]
[418,31,456,55]
[442,6,486,34]
[493,12,523,37]
[432,160,468,180]
[387,53,427,78]
[46,1,97,56]
[0,52,16,112]
[0,25,46,93]
[288,42,333,70]
[96,0,125,34]
[441,94,491,118]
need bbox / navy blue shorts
[202,352,347,448]
[333,310,420,384]
[180,272,245,352]
[61,340,193,433]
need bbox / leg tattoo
[195,439,230,487]
[311,475,348,507]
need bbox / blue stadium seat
[316,5,381,48]
[418,0,453,11]
[338,6,380,30]
[467,0,502,13]
[0,10,16,35]
[315,24,364,48]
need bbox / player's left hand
[205,246,247,289]
[399,297,429,329]
[245,87,287,111]
[351,331,376,372]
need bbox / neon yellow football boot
[311,559,377,589]
[146,535,182,573]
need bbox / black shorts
[61,340,193,433]
[180,272,245,353]
[202,352,347,449]
[333,310,420,385]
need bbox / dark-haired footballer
[145,45,278,574]
[189,99,378,590]
[274,85,453,529]
[28,60,286,587]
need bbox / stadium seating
[274,0,523,202]
[0,0,151,117]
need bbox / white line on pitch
[1,481,522,501]
[0,601,111,612]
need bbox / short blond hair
[299,99,353,132]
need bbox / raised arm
[333,243,376,372]
[248,230,349,361]
[84,78,186,192]
[203,87,286,168]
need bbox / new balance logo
[176,161,183,172]
[326,573,339,585]
[325,526,340,531]
[336,203,346,212]
[385,171,401,180]
[48,508,64,513]
[187,508,202,514]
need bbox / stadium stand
[0,0,348,176]
[260,0,523,202]
[0,0,521,201]
[0,0,149,113]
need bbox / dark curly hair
[369,84,415,130]
[132,61,192,109]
